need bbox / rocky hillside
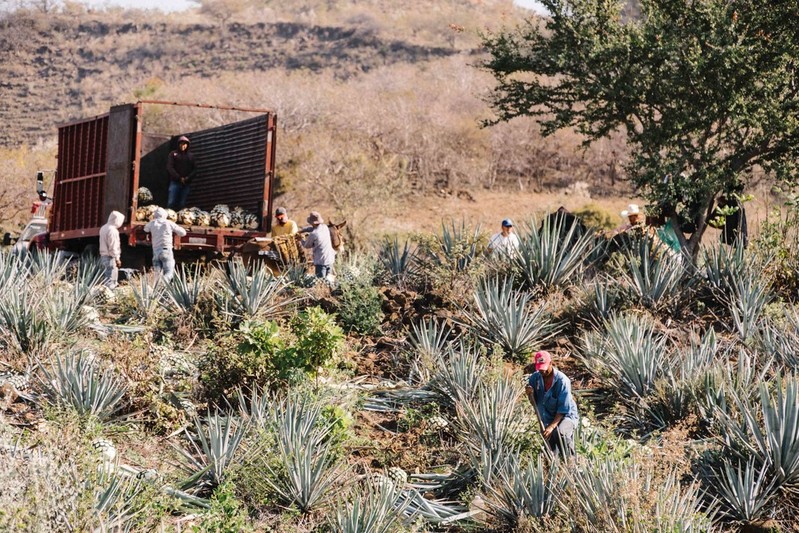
[0,14,458,147]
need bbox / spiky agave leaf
[0,250,28,287]
[623,237,692,310]
[716,374,799,490]
[512,214,597,292]
[726,272,772,341]
[711,458,778,522]
[0,289,52,354]
[130,275,164,319]
[462,276,557,361]
[163,263,204,314]
[579,313,669,400]
[379,235,419,284]
[427,342,487,407]
[407,317,454,384]
[26,249,70,286]
[481,453,563,526]
[39,351,127,420]
[331,478,410,533]
[175,410,249,494]
[220,259,295,318]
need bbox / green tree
[482,0,799,258]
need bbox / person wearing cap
[271,207,298,237]
[301,211,336,278]
[525,350,579,457]
[166,135,196,210]
[487,218,521,255]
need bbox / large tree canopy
[483,0,799,257]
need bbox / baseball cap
[534,350,552,371]
[502,218,513,227]
[275,207,287,216]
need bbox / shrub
[289,306,345,376]
[338,279,384,335]
[573,203,616,231]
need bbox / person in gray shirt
[301,211,336,278]
[144,207,187,282]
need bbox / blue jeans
[100,255,118,288]
[168,181,190,210]
[315,264,333,278]
[153,248,176,282]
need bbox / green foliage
[290,306,345,374]
[192,481,252,533]
[483,0,799,257]
[338,279,384,335]
[752,200,799,298]
[573,203,616,231]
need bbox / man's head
[275,207,288,224]
[177,135,191,152]
[108,210,125,228]
[154,207,167,221]
[307,211,324,226]
[534,350,553,375]
[620,203,641,225]
[501,218,514,234]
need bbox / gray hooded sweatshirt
[99,211,125,260]
[144,207,187,251]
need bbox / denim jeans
[167,181,190,210]
[314,264,333,278]
[152,248,176,282]
[100,255,118,288]
[547,418,576,457]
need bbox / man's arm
[543,413,565,440]
[166,152,180,180]
[172,222,187,237]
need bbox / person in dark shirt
[166,135,196,210]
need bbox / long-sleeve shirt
[144,218,187,251]
[272,220,298,237]
[302,224,336,266]
[167,150,196,183]
[99,211,124,260]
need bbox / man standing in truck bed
[166,135,196,210]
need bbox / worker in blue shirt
[525,350,579,457]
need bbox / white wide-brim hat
[620,203,640,217]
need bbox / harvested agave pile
[134,202,257,229]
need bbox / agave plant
[280,263,316,288]
[588,276,620,324]
[700,243,749,300]
[711,458,778,522]
[379,235,419,285]
[175,411,249,494]
[423,219,482,273]
[74,255,105,296]
[0,289,51,354]
[579,313,669,400]
[331,479,410,533]
[407,318,454,384]
[462,276,557,361]
[163,263,204,314]
[130,275,164,320]
[39,352,127,420]
[219,259,294,318]
[623,238,692,310]
[455,375,527,482]
[0,250,27,287]
[726,273,772,341]
[716,374,799,490]
[43,287,92,334]
[258,394,345,512]
[93,468,147,530]
[427,342,487,407]
[482,453,563,527]
[26,248,70,286]
[757,314,799,370]
[512,215,597,292]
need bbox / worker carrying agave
[144,208,187,282]
[166,135,196,211]
[525,350,579,457]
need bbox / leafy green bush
[573,203,616,231]
[200,321,287,401]
[289,306,345,375]
[338,279,384,335]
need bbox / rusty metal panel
[104,104,136,223]
[52,114,109,234]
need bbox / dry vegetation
[0,0,628,235]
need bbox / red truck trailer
[41,101,277,267]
